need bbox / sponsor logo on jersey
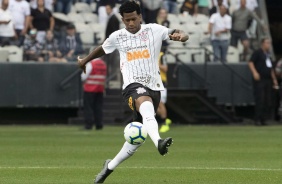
[128,96,134,110]
[133,75,151,84]
[127,49,150,62]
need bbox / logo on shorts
[136,87,146,94]
[128,96,134,110]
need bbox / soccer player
[77,1,189,183]
[157,48,172,133]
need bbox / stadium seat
[53,12,69,22]
[90,2,97,13]
[74,22,92,33]
[185,34,201,47]
[82,12,98,24]
[168,14,180,25]
[194,14,209,24]
[167,47,191,64]
[0,49,9,62]
[89,23,106,44]
[178,14,195,25]
[74,2,92,13]
[227,46,240,63]
[80,32,94,49]
[185,23,201,38]
[67,13,84,23]
[2,46,23,63]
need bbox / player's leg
[135,93,173,156]
[135,96,161,147]
[94,142,141,183]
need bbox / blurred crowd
[0,0,263,63]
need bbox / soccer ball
[124,122,147,145]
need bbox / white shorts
[160,88,167,103]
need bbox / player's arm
[271,69,278,87]
[168,29,189,42]
[77,46,105,73]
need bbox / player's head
[261,37,271,52]
[119,0,142,34]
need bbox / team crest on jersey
[139,31,149,41]
[136,87,146,94]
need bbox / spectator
[156,8,169,51]
[198,0,210,16]
[180,0,198,16]
[231,0,265,61]
[104,3,120,81]
[24,29,44,62]
[163,0,178,14]
[234,0,258,11]
[209,0,229,16]
[98,0,117,26]
[142,0,162,23]
[30,0,54,12]
[105,3,120,39]
[0,0,16,47]
[41,30,67,62]
[81,58,107,130]
[8,0,30,47]
[274,58,282,121]
[59,24,84,62]
[30,0,55,43]
[55,0,72,14]
[156,8,170,28]
[248,38,278,126]
[208,5,231,62]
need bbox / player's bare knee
[135,96,152,111]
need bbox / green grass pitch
[0,125,282,184]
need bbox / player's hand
[77,56,86,73]
[169,33,185,42]
[253,72,260,81]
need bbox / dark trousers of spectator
[15,29,25,47]
[163,1,178,14]
[143,8,160,24]
[83,92,104,130]
[0,36,13,47]
[56,0,71,14]
[253,79,273,125]
[211,40,229,62]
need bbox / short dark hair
[119,0,141,17]
[66,24,75,30]
[260,37,270,44]
[106,3,115,9]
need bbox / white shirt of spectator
[8,0,30,30]
[30,0,53,12]
[209,12,232,40]
[102,24,169,91]
[0,8,14,37]
[235,0,258,11]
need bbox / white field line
[0,166,281,171]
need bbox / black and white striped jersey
[102,23,169,91]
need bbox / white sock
[107,142,141,170]
[139,101,161,148]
